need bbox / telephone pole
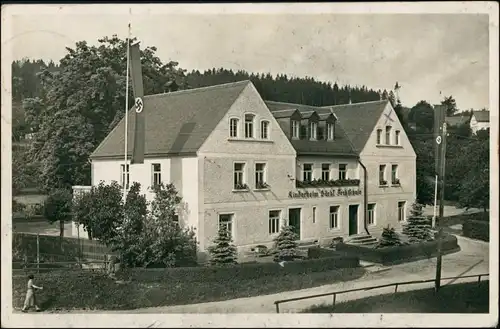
[435,122,447,292]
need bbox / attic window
[229,118,239,138]
[309,122,317,140]
[291,120,300,139]
[245,114,255,138]
[327,123,335,140]
[385,126,392,145]
[260,120,270,139]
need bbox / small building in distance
[470,110,490,134]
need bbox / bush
[273,225,299,261]
[376,226,403,248]
[207,227,237,266]
[463,220,489,241]
[402,202,434,243]
[337,234,459,265]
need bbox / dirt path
[38,235,488,314]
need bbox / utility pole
[435,122,447,292]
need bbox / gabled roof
[322,100,389,152]
[473,111,490,123]
[271,108,302,119]
[445,115,470,126]
[91,80,250,159]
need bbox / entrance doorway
[348,204,359,235]
[288,208,301,240]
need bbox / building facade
[82,80,417,252]
[470,110,490,134]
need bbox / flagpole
[123,23,131,202]
[432,174,438,228]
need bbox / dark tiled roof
[271,109,301,119]
[91,80,250,158]
[473,111,490,123]
[445,115,470,126]
[266,100,358,157]
[322,100,389,152]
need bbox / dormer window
[260,120,270,139]
[229,118,239,138]
[309,121,317,140]
[327,123,335,140]
[245,114,255,138]
[291,120,300,139]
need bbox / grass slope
[302,281,489,313]
[12,267,366,311]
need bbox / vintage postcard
[1,2,498,328]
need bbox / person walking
[21,274,43,312]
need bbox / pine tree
[207,227,238,266]
[376,225,403,248]
[402,202,434,243]
[273,225,299,261]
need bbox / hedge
[116,251,359,283]
[336,234,460,265]
[463,220,489,241]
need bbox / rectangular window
[377,129,382,144]
[385,126,392,145]
[152,163,161,187]
[255,163,267,188]
[219,213,234,236]
[260,120,269,139]
[312,207,316,223]
[233,162,246,189]
[309,122,317,140]
[291,120,300,139]
[268,210,281,234]
[367,203,376,225]
[391,164,399,184]
[398,201,406,222]
[327,123,335,140]
[303,163,313,182]
[172,213,179,226]
[120,164,129,189]
[338,164,347,180]
[379,164,387,185]
[395,130,400,145]
[229,118,239,138]
[245,114,254,138]
[321,163,330,181]
[300,125,307,139]
[329,206,339,229]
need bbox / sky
[4,4,492,111]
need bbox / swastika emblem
[135,97,144,113]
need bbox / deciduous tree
[43,188,73,238]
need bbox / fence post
[36,233,40,274]
[275,303,280,314]
[332,293,337,311]
[478,275,481,285]
[394,284,398,293]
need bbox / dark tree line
[186,68,381,106]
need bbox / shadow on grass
[302,281,489,313]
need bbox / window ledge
[232,189,250,193]
[329,227,341,232]
[228,138,274,143]
[254,188,270,192]
[379,184,389,188]
[376,144,403,148]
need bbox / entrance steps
[344,233,379,247]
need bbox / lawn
[12,267,367,311]
[302,281,489,313]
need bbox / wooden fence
[12,232,116,265]
[273,273,489,313]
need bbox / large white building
[77,80,416,252]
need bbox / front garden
[12,181,367,311]
[336,203,461,265]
